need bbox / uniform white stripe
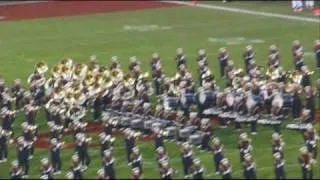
[162,1,320,23]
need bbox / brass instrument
[84,74,95,86]
[60,58,73,70]
[51,65,62,79]
[290,70,303,84]
[72,63,87,81]
[35,61,49,75]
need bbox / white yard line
[0,1,50,6]
[162,1,320,23]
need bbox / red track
[0,1,180,21]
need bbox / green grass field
[0,1,319,179]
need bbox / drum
[131,119,143,130]
[120,117,131,127]
[179,128,191,139]
[257,119,282,125]
[286,123,308,131]
[203,107,221,116]
[163,97,179,110]
[188,133,202,145]
[185,126,198,134]
[152,122,162,131]
[198,90,216,109]
[180,93,196,107]
[166,126,177,138]
[143,120,153,130]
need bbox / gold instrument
[74,92,86,105]
[53,87,65,99]
[291,70,303,84]
[35,61,48,74]
[84,74,95,86]
[51,65,62,79]
[60,58,73,70]
[73,63,88,81]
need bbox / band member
[75,133,91,170]
[130,146,143,174]
[200,118,212,151]
[48,121,64,141]
[11,79,24,110]
[50,138,64,174]
[129,56,140,73]
[125,129,136,164]
[218,47,230,78]
[66,104,86,129]
[304,125,319,159]
[103,150,116,179]
[243,45,255,73]
[273,152,286,180]
[180,142,194,178]
[152,64,164,95]
[212,137,225,175]
[23,100,40,125]
[292,85,302,119]
[1,88,15,110]
[242,153,257,180]
[156,146,169,168]
[153,127,165,150]
[159,160,173,180]
[175,48,187,69]
[132,167,143,180]
[1,106,15,133]
[219,158,232,179]
[40,158,54,180]
[191,158,204,179]
[272,132,285,158]
[294,52,305,71]
[292,40,304,65]
[268,45,280,69]
[22,122,37,159]
[197,49,209,73]
[10,160,24,179]
[298,146,315,180]
[0,126,11,163]
[238,133,253,163]
[305,86,316,123]
[16,136,31,177]
[314,40,320,69]
[271,94,285,133]
[67,154,83,179]
[301,66,312,87]
[99,132,115,157]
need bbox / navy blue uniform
[305,96,316,123]
[314,43,320,69]
[218,52,229,78]
[212,144,224,173]
[274,159,286,179]
[243,161,257,180]
[304,131,318,159]
[175,54,186,69]
[71,165,83,179]
[0,132,8,161]
[154,133,164,150]
[181,150,193,176]
[292,92,302,119]
[75,139,90,167]
[17,143,30,175]
[50,143,62,172]
[298,155,313,180]
[104,158,115,179]
[243,50,255,73]
[201,125,212,150]
[131,154,143,174]
[125,136,135,163]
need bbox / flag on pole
[314,0,320,16]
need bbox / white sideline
[162,1,320,23]
[0,1,50,6]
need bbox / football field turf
[0,1,319,179]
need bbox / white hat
[111,56,118,62]
[130,56,137,63]
[11,160,18,167]
[240,132,248,140]
[193,158,201,165]
[246,45,253,51]
[272,132,280,140]
[221,158,229,165]
[219,47,226,52]
[300,146,308,154]
[177,48,183,54]
[50,138,57,145]
[72,154,79,161]
[90,55,97,61]
[212,137,220,145]
[41,158,49,165]
[198,49,205,55]
[152,53,159,58]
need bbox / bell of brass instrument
[51,65,62,79]
[35,61,49,75]
[60,58,73,70]
[84,74,95,87]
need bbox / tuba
[35,61,48,75]
[60,58,73,70]
[51,65,62,79]
[84,74,95,87]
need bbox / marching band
[0,41,317,179]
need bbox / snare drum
[188,133,202,145]
[166,126,177,138]
[180,93,196,107]
[131,119,143,130]
[120,117,131,127]
[179,128,191,139]
[143,120,153,130]
[163,97,179,110]
[198,90,216,106]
